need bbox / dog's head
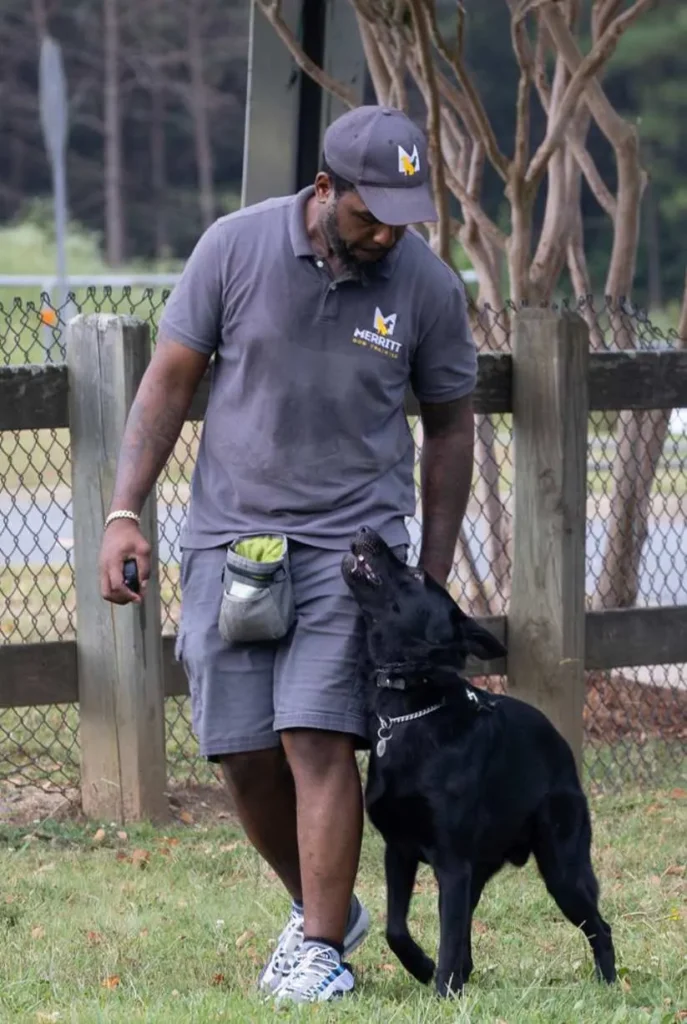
[342,526,506,674]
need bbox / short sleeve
[410,277,477,404]
[157,221,223,355]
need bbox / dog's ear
[462,618,507,662]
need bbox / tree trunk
[459,237,512,615]
[596,276,687,607]
[188,0,214,229]
[594,126,649,609]
[644,175,662,311]
[104,0,125,266]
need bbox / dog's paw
[414,954,435,986]
[435,971,464,998]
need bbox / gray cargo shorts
[174,540,406,759]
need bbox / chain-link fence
[1,289,685,804]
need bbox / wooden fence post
[67,313,168,823]
[508,308,589,772]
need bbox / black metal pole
[295,0,327,190]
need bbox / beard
[322,203,363,276]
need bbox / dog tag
[376,738,387,757]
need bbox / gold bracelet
[104,509,141,529]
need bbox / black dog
[342,526,616,997]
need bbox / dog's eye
[410,568,424,583]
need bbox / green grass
[0,790,685,1023]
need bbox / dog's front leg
[384,843,435,984]
[434,860,472,997]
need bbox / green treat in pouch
[218,533,295,644]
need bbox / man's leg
[280,729,363,945]
[218,747,302,900]
[177,547,301,901]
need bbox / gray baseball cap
[323,105,438,226]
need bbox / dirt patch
[0,781,237,830]
[0,782,80,827]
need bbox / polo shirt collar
[289,186,316,257]
[287,185,402,282]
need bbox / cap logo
[398,144,420,176]
[373,307,397,336]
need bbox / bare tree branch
[409,0,450,259]
[456,1,466,58]
[542,2,649,300]
[440,107,470,181]
[255,0,358,108]
[529,43,570,299]
[414,53,491,150]
[593,0,624,39]
[510,2,534,179]
[354,11,393,104]
[386,0,410,110]
[421,0,511,182]
[443,163,508,253]
[527,0,656,189]
[525,6,618,218]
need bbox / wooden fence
[1,309,687,822]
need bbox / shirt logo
[398,144,420,176]
[373,307,397,337]
[351,308,402,358]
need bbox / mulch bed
[474,671,687,745]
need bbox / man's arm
[108,336,211,517]
[99,336,211,603]
[418,393,475,587]
[99,219,222,603]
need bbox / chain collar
[375,701,444,757]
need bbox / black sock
[303,935,344,958]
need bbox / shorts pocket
[218,582,293,643]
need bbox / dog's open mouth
[342,551,382,587]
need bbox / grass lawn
[0,790,685,1023]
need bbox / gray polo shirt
[158,186,476,552]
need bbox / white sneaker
[258,901,303,994]
[274,942,355,1004]
[258,895,369,994]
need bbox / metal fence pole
[67,313,167,823]
[508,308,590,772]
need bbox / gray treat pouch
[218,534,295,644]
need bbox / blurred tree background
[0,0,684,309]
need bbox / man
[98,104,476,1004]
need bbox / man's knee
[219,746,289,797]
[281,729,358,782]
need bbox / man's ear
[462,618,507,662]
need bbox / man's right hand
[99,520,152,604]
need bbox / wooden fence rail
[2,310,687,821]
